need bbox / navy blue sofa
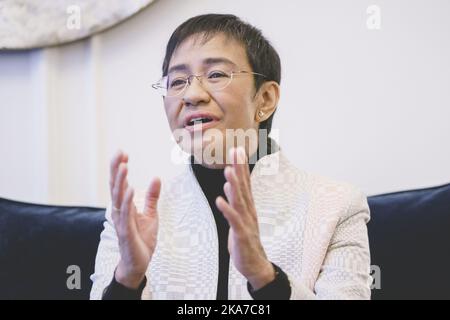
[1,183,449,300]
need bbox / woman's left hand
[215,147,275,290]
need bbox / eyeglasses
[152,70,266,97]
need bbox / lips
[183,112,220,132]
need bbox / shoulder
[269,152,370,223]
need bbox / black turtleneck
[191,155,258,300]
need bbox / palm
[110,151,161,287]
[135,206,158,257]
[115,178,161,281]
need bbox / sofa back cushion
[0,198,105,299]
[1,182,449,299]
[367,183,450,299]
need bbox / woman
[90,14,372,300]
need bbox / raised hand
[109,150,161,289]
[215,147,275,290]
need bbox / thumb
[143,177,161,216]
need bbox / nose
[182,76,210,107]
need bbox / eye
[208,71,228,79]
[170,78,187,88]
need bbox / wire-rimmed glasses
[152,70,266,97]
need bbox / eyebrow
[167,57,238,74]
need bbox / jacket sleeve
[102,272,147,300]
[90,203,124,300]
[289,188,372,300]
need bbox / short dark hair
[162,14,281,134]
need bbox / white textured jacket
[90,151,372,300]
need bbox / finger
[237,146,251,187]
[109,150,128,195]
[233,147,252,198]
[112,163,128,212]
[121,186,138,235]
[143,177,161,217]
[228,148,249,195]
[223,182,245,227]
[224,166,239,207]
[223,181,232,203]
[215,196,244,233]
[237,148,255,209]
[122,173,129,194]
[224,165,246,211]
[111,202,120,228]
[109,150,123,192]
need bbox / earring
[258,110,264,118]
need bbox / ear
[254,81,280,122]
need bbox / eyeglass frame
[151,70,267,98]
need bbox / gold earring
[258,110,264,118]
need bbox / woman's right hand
[109,150,161,289]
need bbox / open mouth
[186,117,214,126]
[183,115,219,133]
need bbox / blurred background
[0,0,449,207]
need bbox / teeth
[187,117,213,126]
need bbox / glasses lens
[205,71,233,92]
[165,75,187,97]
[155,71,235,97]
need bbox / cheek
[217,90,254,117]
[164,102,181,130]
[220,96,256,128]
